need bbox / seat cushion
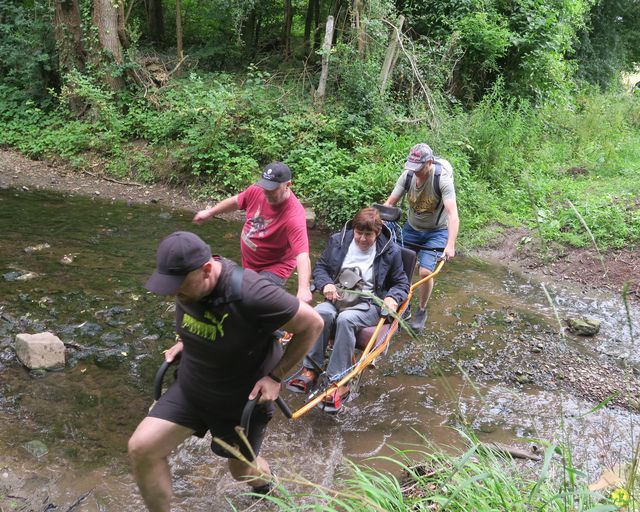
[355,324,391,351]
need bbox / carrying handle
[241,392,293,437]
[154,358,293,436]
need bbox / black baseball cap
[257,161,292,190]
[145,231,212,295]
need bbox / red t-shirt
[237,184,309,279]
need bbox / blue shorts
[401,223,448,271]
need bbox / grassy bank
[250,432,633,511]
[1,75,639,252]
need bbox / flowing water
[0,188,638,511]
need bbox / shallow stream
[0,188,638,511]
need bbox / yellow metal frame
[290,258,446,419]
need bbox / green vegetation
[2,72,639,250]
[1,1,639,252]
[248,432,632,511]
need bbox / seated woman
[288,207,409,411]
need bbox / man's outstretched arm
[193,195,240,224]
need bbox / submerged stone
[3,271,22,282]
[75,322,103,337]
[566,317,601,336]
[23,439,48,458]
[94,348,128,369]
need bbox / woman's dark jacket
[312,223,410,307]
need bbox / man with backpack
[383,143,459,331]
[128,231,323,511]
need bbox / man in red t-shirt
[193,162,312,303]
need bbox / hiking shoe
[409,308,428,331]
[250,470,278,498]
[322,385,350,413]
[286,368,317,394]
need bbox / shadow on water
[0,188,638,511]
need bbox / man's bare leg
[128,417,194,512]
[410,266,435,330]
[228,456,271,488]
[418,266,435,309]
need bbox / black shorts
[148,382,274,460]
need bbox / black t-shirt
[175,258,299,408]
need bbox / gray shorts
[149,382,273,460]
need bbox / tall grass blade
[567,199,607,277]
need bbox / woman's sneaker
[321,385,350,413]
[286,368,317,393]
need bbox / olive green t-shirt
[391,158,455,230]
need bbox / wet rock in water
[15,332,65,370]
[23,243,50,254]
[23,439,48,458]
[29,368,48,378]
[3,271,22,281]
[94,348,128,369]
[100,332,123,345]
[514,374,532,384]
[476,420,502,434]
[16,271,40,281]
[75,322,102,337]
[565,317,600,336]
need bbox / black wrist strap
[268,372,282,383]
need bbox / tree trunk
[354,0,366,59]
[243,8,256,52]
[304,0,313,56]
[176,0,183,60]
[54,0,86,73]
[117,1,130,49]
[313,0,321,54]
[379,15,404,91]
[315,15,334,108]
[147,0,164,44]
[331,0,347,44]
[54,0,86,115]
[92,0,126,90]
[283,0,293,59]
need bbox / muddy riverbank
[2,148,637,300]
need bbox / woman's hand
[323,283,340,302]
[383,297,398,314]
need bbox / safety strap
[209,265,244,307]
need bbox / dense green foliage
[0,0,639,253]
[2,72,638,249]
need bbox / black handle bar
[153,359,292,425]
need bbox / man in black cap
[128,231,323,512]
[193,161,312,303]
